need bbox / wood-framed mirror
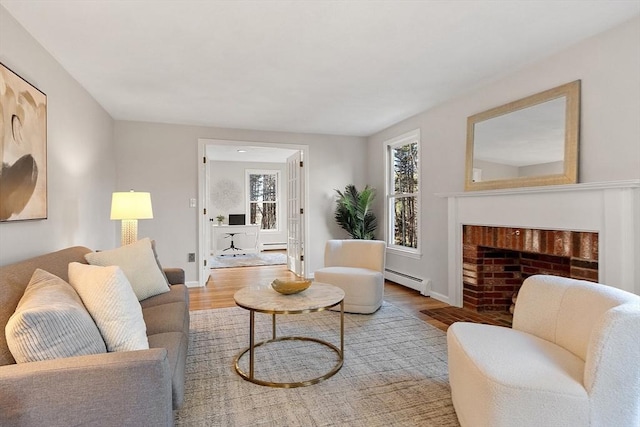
[465,80,580,191]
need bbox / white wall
[473,159,519,181]
[113,120,366,282]
[519,161,564,177]
[367,16,640,302]
[0,6,116,266]
[209,160,288,248]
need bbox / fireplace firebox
[462,225,598,312]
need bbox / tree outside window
[248,171,278,230]
[386,130,419,252]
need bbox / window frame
[384,129,421,258]
[245,169,280,233]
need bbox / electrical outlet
[188,253,195,262]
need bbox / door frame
[196,138,310,286]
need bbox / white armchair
[314,239,386,314]
[447,275,640,427]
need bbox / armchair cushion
[447,322,588,427]
[314,266,383,311]
[314,239,386,314]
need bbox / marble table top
[234,282,344,313]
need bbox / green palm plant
[334,184,377,240]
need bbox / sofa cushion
[5,269,107,363]
[68,262,149,352]
[143,302,190,336]
[85,238,169,301]
[140,284,189,309]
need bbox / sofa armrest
[164,267,185,285]
[0,349,173,427]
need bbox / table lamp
[110,190,153,246]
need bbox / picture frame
[0,62,47,221]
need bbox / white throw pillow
[5,269,107,363]
[68,262,149,352]
[84,238,169,301]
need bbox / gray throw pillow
[5,269,107,363]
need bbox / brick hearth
[462,225,599,312]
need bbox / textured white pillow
[84,238,169,301]
[5,269,107,363]
[68,262,149,352]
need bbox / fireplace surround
[439,180,640,308]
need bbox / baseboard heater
[261,242,287,250]
[384,268,431,296]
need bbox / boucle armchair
[447,275,640,427]
[314,239,386,314]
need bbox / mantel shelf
[436,179,640,198]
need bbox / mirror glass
[465,81,580,191]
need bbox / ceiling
[205,143,298,163]
[2,1,639,137]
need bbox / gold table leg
[249,310,254,379]
[234,302,345,388]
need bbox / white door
[200,154,211,285]
[287,151,304,277]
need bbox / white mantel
[437,180,640,307]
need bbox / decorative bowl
[271,278,312,295]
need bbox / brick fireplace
[439,181,639,309]
[462,225,598,312]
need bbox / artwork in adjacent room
[211,178,242,211]
[0,63,47,221]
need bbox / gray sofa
[0,246,190,426]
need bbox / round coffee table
[233,282,345,388]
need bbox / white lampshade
[110,191,153,220]
[111,191,153,246]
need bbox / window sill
[386,246,422,259]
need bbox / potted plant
[216,214,225,225]
[334,184,377,239]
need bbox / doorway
[197,139,310,286]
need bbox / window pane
[392,142,418,194]
[392,196,418,248]
[250,201,276,230]
[249,174,277,202]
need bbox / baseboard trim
[429,290,451,305]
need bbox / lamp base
[121,219,138,246]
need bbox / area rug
[174,302,460,426]
[209,252,287,269]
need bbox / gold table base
[234,300,344,388]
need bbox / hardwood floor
[189,264,452,332]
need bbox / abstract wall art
[0,63,47,221]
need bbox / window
[246,170,279,230]
[385,130,420,254]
